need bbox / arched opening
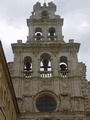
[24,56,32,78]
[49,27,55,36]
[40,53,51,72]
[48,27,56,41]
[40,53,52,78]
[59,56,68,78]
[35,27,43,40]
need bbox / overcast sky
[0,0,90,80]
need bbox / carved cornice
[27,18,63,26]
[11,42,80,54]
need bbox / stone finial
[43,2,47,7]
[17,40,22,44]
[69,39,74,43]
[48,2,56,10]
[33,2,41,11]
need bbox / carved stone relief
[23,96,33,112]
[60,95,71,111]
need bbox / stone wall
[0,41,19,120]
[0,62,17,120]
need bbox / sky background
[0,0,90,80]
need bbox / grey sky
[0,0,90,80]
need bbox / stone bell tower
[8,2,90,120]
[27,2,63,42]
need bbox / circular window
[36,94,57,112]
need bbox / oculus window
[36,94,57,112]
